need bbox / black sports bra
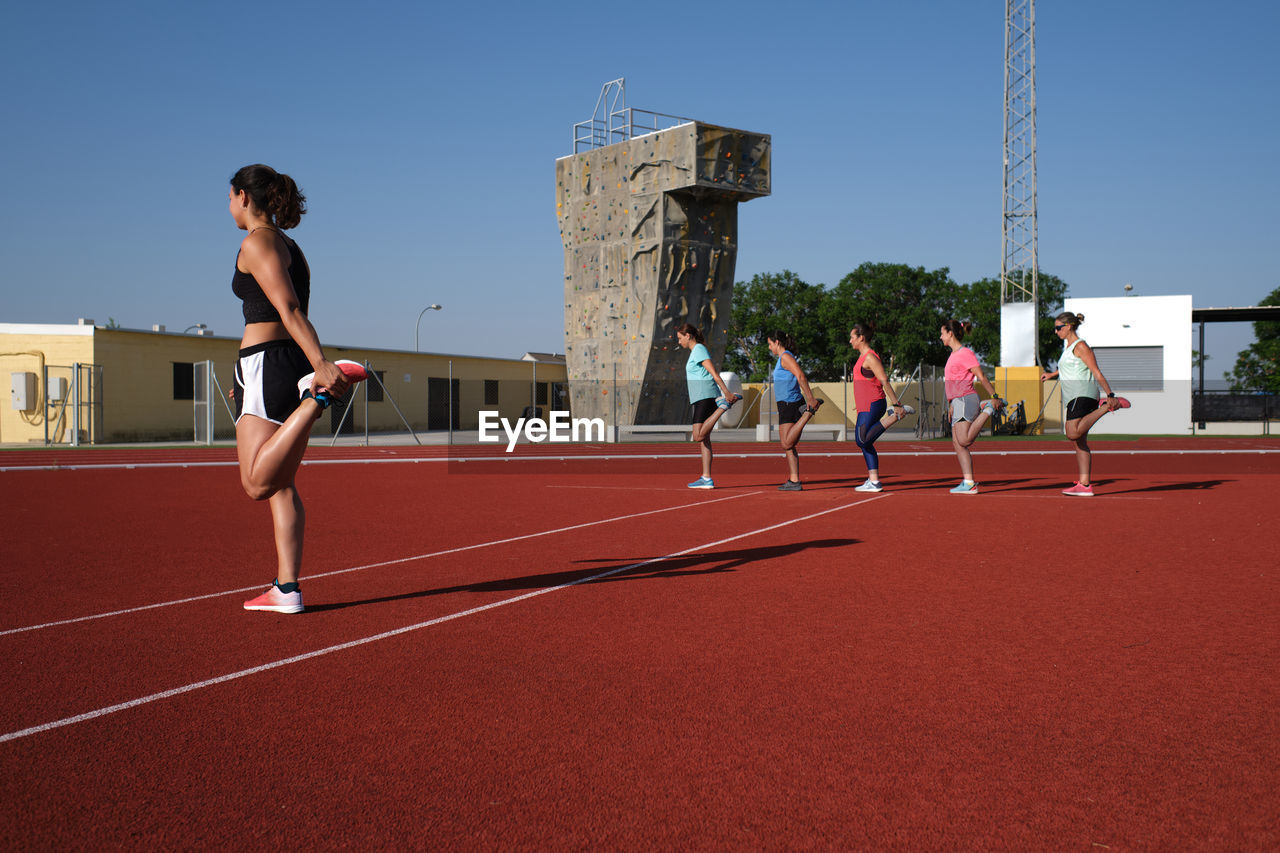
[231,230,311,324]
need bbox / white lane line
[0,491,759,637]
[544,485,690,491]
[0,493,887,744]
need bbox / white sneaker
[854,479,883,493]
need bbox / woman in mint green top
[677,323,741,489]
[1040,312,1130,496]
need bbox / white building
[1061,295,1192,435]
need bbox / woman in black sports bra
[228,164,366,614]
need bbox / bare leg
[950,409,995,481]
[951,408,994,447]
[691,404,733,443]
[1072,435,1092,485]
[237,406,321,586]
[699,435,713,479]
[269,486,305,584]
[779,420,808,482]
[236,402,323,501]
[780,408,816,451]
[1064,412,1107,486]
[1068,404,1111,439]
[952,434,974,481]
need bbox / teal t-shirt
[685,343,718,403]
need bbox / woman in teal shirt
[677,323,741,489]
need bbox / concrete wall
[557,122,769,426]
[1063,295,1192,435]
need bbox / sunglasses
[1054,324,1067,331]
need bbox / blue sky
[2,1,1277,374]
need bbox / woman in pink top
[941,320,1002,494]
[848,322,914,492]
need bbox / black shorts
[691,397,718,424]
[1065,396,1100,421]
[776,399,805,425]
[234,339,311,424]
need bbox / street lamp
[415,304,442,351]
[183,323,208,334]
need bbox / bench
[755,424,846,442]
[610,424,695,442]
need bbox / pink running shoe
[243,584,304,614]
[297,360,370,400]
[1102,395,1132,409]
[1062,482,1094,497]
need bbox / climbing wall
[556,122,770,425]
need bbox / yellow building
[1,322,566,445]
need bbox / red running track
[1,438,1277,848]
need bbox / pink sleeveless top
[853,350,886,413]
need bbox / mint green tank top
[1059,339,1099,403]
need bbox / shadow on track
[305,538,859,613]
[1102,478,1230,494]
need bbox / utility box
[48,376,68,402]
[11,372,38,411]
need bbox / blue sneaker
[715,393,741,410]
[687,476,714,489]
[950,481,979,495]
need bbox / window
[485,380,500,405]
[173,363,194,400]
[1091,346,1163,392]
[366,371,384,402]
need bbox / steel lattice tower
[1001,0,1038,363]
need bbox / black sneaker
[778,480,803,491]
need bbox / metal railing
[571,78,692,153]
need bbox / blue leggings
[854,399,888,471]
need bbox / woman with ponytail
[676,323,741,489]
[228,164,367,613]
[940,320,1002,494]
[1040,312,1130,496]
[767,330,823,491]
[847,322,914,492]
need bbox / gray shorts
[950,393,980,424]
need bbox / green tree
[821,262,961,376]
[956,271,1069,366]
[725,270,826,381]
[1225,286,1280,392]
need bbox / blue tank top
[773,351,802,403]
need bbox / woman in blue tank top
[1040,312,1130,496]
[768,331,823,491]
